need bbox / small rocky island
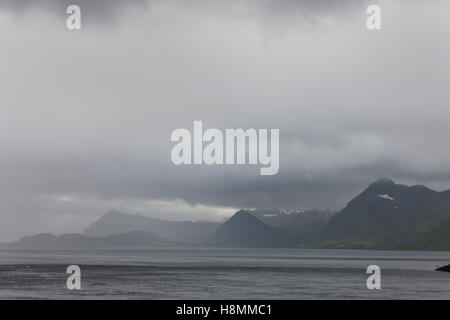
[436,264,450,272]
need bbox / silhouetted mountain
[207,210,292,247]
[3,230,181,249]
[250,209,335,240]
[83,210,219,244]
[323,178,450,248]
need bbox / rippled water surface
[0,248,449,299]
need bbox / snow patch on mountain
[378,194,394,201]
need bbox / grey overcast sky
[1,0,449,241]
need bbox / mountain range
[323,178,450,249]
[82,209,219,244]
[3,179,450,250]
[0,230,181,249]
[250,208,335,241]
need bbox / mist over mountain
[83,210,219,244]
[3,179,450,250]
[324,178,450,248]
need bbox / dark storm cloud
[0,0,147,24]
[3,150,446,211]
[0,0,146,13]
[0,0,364,23]
[1,0,450,241]
[252,0,362,16]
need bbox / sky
[1,0,449,241]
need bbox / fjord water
[0,248,448,299]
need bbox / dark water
[0,248,449,299]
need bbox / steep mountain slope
[324,178,450,248]
[401,217,450,251]
[83,210,219,244]
[4,230,181,249]
[207,210,292,247]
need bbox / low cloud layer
[1,0,449,241]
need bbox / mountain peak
[228,210,258,223]
[325,178,450,247]
[234,209,251,216]
[207,209,291,247]
[371,178,396,186]
[104,209,127,217]
[367,178,397,193]
[83,210,219,244]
